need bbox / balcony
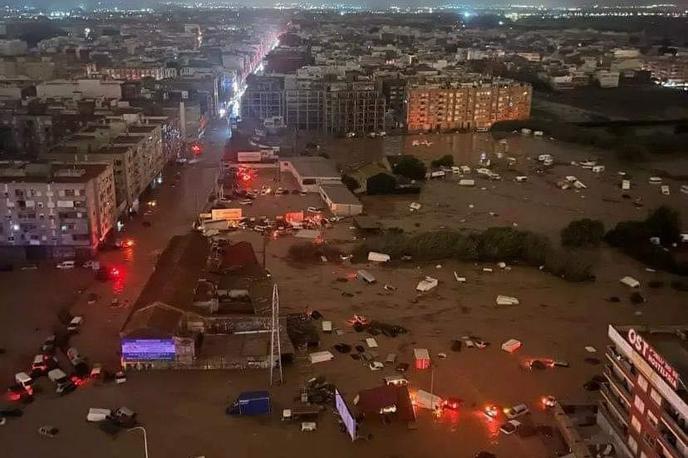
[598,400,629,441]
[661,408,688,454]
[600,383,630,424]
[605,345,636,383]
[656,425,684,458]
[603,365,634,404]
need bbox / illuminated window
[647,410,658,429]
[637,374,648,392]
[631,415,642,433]
[650,388,662,406]
[634,396,645,414]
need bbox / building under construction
[242,74,386,134]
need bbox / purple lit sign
[121,339,176,361]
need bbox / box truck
[226,391,271,416]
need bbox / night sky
[5,0,688,10]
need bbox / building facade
[44,122,164,214]
[0,162,116,258]
[406,80,532,132]
[242,76,386,134]
[600,324,688,458]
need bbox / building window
[634,396,645,414]
[628,435,638,454]
[647,410,658,429]
[649,388,662,407]
[631,415,642,433]
[637,374,648,392]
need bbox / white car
[500,420,521,435]
[56,261,75,270]
[503,403,529,419]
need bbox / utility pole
[269,283,283,386]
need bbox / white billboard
[335,389,356,441]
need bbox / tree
[561,219,605,247]
[431,154,454,168]
[645,206,682,244]
[392,156,427,180]
[366,173,397,195]
[616,144,647,162]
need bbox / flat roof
[98,145,132,155]
[113,135,144,144]
[0,162,110,184]
[287,156,340,178]
[641,329,688,385]
[127,125,158,133]
[320,183,361,206]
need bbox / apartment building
[600,324,688,458]
[242,75,386,134]
[36,79,123,100]
[43,122,164,213]
[406,80,532,132]
[0,162,116,258]
[643,57,688,87]
[98,65,178,81]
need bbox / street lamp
[127,426,149,458]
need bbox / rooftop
[0,162,110,184]
[287,156,340,178]
[319,183,361,206]
[113,135,144,145]
[640,328,688,387]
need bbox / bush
[288,242,342,263]
[354,227,593,282]
[392,156,427,180]
[544,248,595,281]
[366,173,397,195]
[645,206,682,244]
[605,206,686,275]
[431,154,454,168]
[408,230,464,261]
[521,231,552,266]
[476,227,527,261]
[616,144,647,162]
[561,219,605,247]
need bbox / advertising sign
[626,328,680,390]
[121,339,176,361]
[211,208,242,221]
[335,389,356,441]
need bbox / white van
[86,408,111,422]
[14,372,33,390]
[56,260,75,270]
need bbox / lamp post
[127,426,149,458]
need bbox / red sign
[626,328,680,390]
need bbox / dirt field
[2,132,687,458]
